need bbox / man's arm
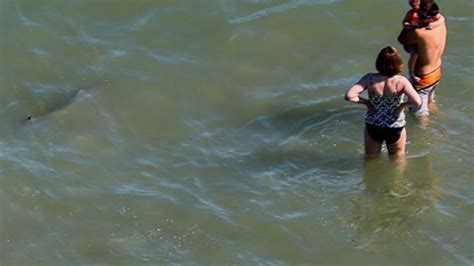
[426,14,445,30]
[398,28,418,45]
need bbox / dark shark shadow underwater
[23,87,98,123]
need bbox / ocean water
[0,0,473,265]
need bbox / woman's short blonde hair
[375,46,403,76]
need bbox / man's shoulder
[415,19,446,36]
[418,14,446,31]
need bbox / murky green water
[1,0,473,265]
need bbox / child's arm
[425,14,445,30]
[403,10,416,29]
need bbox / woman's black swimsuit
[365,123,404,144]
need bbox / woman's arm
[345,74,371,107]
[401,78,422,107]
[394,78,422,117]
[403,10,416,29]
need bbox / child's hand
[403,22,414,29]
[412,75,421,83]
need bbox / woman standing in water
[345,46,422,157]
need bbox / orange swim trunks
[414,67,442,89]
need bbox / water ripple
[115,184,157,196]
[15,2,40,27]
[122,7,159,32]
[248,75,358,99]
[229,0,340,24]
[446,16,473,22]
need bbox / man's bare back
[397,1,447,118]
[398,14,447,77]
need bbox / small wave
[196,197,236,225]
[446,16,473,22]
[278,108,355,146]
[99,49,129,60]
[123,8,159,32]
[114,184,179,202]
[429,235,473,265]
[6,149,57,176]
[15,2,40,27]
[248,74,359,100]
[297,76,359,92]
[148,49,197,65]
[30,48,49,56]
[60,29,110,46]
[275,211,308,220]
[229,0,340,24]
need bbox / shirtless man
[398,0,447,117]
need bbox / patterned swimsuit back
[365,75,406,128]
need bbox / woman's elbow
[344,93,351,101]
[344,93,355,102]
